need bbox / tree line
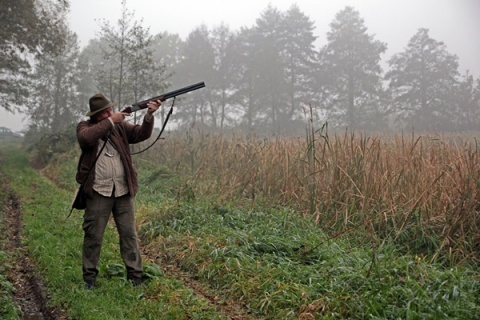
[2,0,480,140]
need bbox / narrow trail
[0,154,254,319]
[143,244,255,320]
[1,173,66,320]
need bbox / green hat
[87,93,118,116]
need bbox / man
[76,93,161,289]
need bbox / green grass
[2,141,480,319]
[0,144,227,320]
[138,201,480,319]
[0,203,21,319]
[0,140,22,319]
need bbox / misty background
[1,0,480,138]
[68,0,480,78]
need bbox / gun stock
[122,81,205,113]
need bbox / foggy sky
[68,0,480,77]
[1,0,479,131]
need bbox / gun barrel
[123,81,205,113]
[162,81,205,100]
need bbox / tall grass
[142,128,480,264]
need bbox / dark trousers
[82,191,143,283]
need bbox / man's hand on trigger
[110,112,129,124]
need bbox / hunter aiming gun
[122,81,205,113]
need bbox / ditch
[1,172,66,320]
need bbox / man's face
[92,107,113,121]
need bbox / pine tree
[455,73,480,130]
[252,5,288,133]
[230,27,261,132]
[229,5,318,134]
[211,24,236,130]
[173,25,214,129]
[385,28,459,131]
[319,6,387,130]
[282,5,317,128]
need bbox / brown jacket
[76,116,154,197]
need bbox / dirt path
[0,156,253,319]
[143,245,255,320]
[1,175,66,320]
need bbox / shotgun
[122,81,205,113]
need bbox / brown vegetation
[144,129,480,264]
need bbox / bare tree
[93,0,168,126]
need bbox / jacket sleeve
[77,119,113,149]
[124,116,155,144]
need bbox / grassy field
[139,129,480,265]
[1,129,480,319]
[0,142,227,320]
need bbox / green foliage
[0,189,20,319]
[0,261,19,319]
[134,165,183,209]
[26,124,77,168]
[0,0,69,111]
[140,200,480,319]
[27,31,84,134]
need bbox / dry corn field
[143,129,480,264]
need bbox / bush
[26,125,77,168]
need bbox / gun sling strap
[130,97,176,155]
[68,134,109,217]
